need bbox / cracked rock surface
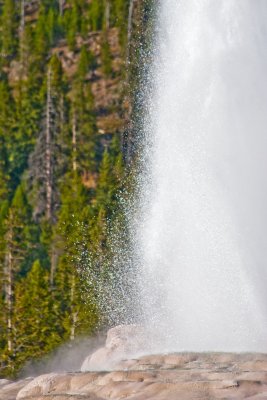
[2,353,267,399]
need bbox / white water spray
[138,0,267,352]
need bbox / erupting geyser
[137,0,267,352]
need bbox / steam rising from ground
[20,336,104,378]
[135,0,267,352]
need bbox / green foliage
[4,184,41,275]
[0,0,18,60]
[95,135,124,209]
[0,79,16,192]
[89,0,105,31]
[0,0,135,379]
[28,55,67,222]
[113,0,129,24]
[77,45,97,78]
[101,34,113,77]
[70,75,97,173]
[0,137,10,202]
[65,5,79,49]
[13,260,62,373]
[34,6,49,59]
[54,173,99,339]
[112,0,129,46]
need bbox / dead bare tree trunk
[5,230,13,353]
[70,110,79,340]
[20,0,25,35]
[105,0,110,30]
[19,0,26,68]
[45,67,53,222]
[123,0,136,164]
[59,94,65,134]
[50,246,57,287]
[2,209,25,363]
[59,0,65,16]
[70,274,77,341]
[126,0,135,68]
[72,112,77,172]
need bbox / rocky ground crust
[1,352,267,400]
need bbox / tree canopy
[0,0,139,378]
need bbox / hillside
[0,0,151,378]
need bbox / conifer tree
[0,294,6,351]
[0,138,9,203]
[0,0,19,60]
[54,173,98,340]
[101,34,113,77]
[19,22,33,73]
[88,135,124,282]
[77,45,97,78]
[29,56,67,222]
[0,0,131,378]
[95,136,124,211]
[111,0,130,47]
[89,0,105,31]
[47,7,59,47]
[0,79,15,191]
[0,184,38,372]
[13,260,62,372]
[70,65,97,175]
[65,4,79,50]
[34,6,49,60]
[14,68,44,190]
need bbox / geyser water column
[137,0,267,352]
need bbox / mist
[136,0,267,352]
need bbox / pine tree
[54,173,98,340]
[95,136,124,210]
[112,0,130,47]
[34,6,49,60]
[65,4,79,50]
[0,137,9,203]
[29,56,67,222]
[0,79,15,194]
[47,7,59,47]
[70,70,97,175]
[0,0,19,60]
[19,22,34,73]
[77,45,97,78]
[88,135,124,285]
[13,260,62,373]
[89,0,105,31]
[101,34,113,77]
[0,184,38,373]
[0,0,130,378]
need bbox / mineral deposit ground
[2,352,267,400]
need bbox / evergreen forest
[0,0,152,377]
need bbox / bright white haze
[138,0,267,352]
